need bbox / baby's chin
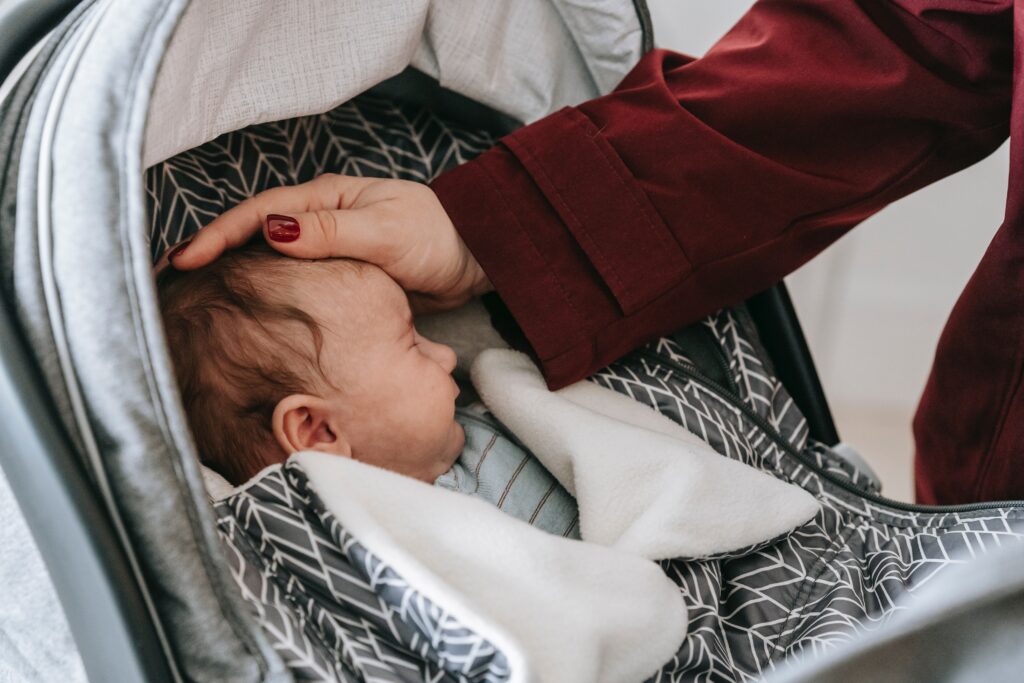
[426,421,465,483]
[447,419,466,463]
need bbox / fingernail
[168,239,192,263]
[267,214,300,242]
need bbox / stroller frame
[0,1,836,680]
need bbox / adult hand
[167,174,492,313]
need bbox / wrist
[468,259,493,298]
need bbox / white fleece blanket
[291,346,818,683]
[472,349,819,560]
[296,450,688,683]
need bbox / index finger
[169,174,377,270]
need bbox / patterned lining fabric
[594,311,1024,681]
[146,93,495,263]
[147,95,1024,682]
[216,465,511,682]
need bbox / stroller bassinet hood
[144,0,647,167]
[2,1,647,681]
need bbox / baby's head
[157,242,465,486]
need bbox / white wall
[647,0,1009,500]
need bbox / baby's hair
[157,241,358,485]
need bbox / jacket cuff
[431,108,691,389]
[501,107,690,315]
[430,141,613,388]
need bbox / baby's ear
[272,394,352,457]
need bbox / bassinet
[2,1,1021,682]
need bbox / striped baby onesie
[434,403,580,539]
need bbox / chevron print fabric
[215,467,510,682]
[146,94,494,263]
[146,96,1024,682]
[589,309,1024,681]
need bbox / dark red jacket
[430,0,1021,505]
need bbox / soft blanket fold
[295,450,688,683]
[290,347,818,682]
[471,349,819,560]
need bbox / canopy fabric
[143,0,644,167]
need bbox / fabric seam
[535,121,1008,369]
[288,464,511,679]
[215,499,344,678]
[117,0,275,672]
[646,348,1022,528]
[767,521,859,664]
[476,152,587,331]
[974,342,1024,499]
[566,107,691,261]
[506,134,630,303]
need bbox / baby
[157,241,579,537]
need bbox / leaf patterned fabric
[146,94,494,263]
[146,96,1024,682]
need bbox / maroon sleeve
[430,0,1012,390]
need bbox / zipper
[635,348,1024,513]
[661,325,741,396]
[700,324,740,397]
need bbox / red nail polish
[267,214,300,242]
[168,239,192,263]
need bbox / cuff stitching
[475,154,588,344]
[565,108,688,261]
[507,137,629,301]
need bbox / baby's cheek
[366,401,410,457]
[453,420,466,451]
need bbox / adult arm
[431,0,1012,389]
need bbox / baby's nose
[420,335,457,373]
[436,342,457,374]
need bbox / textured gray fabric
[143,94,577,682]
[216,464,513,682]
[8,0,94,461]
[593,313,1024,681]
[144,89,1024,682]
[15,0,1024,679]
[830,442,882,494]
[143,0,643,168]
[147,93,496,262]
[768,539,1024,683]
[5,2,647,680]
[9,0,283,679]
[549,0,647,93]
[205,306,1024,682]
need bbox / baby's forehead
[286,258,407,320]
[286,257,378,288]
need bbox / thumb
[263,209,395,264]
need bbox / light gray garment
[0,469,85,683]
[436,403,580,539]
[143,0,644,167]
